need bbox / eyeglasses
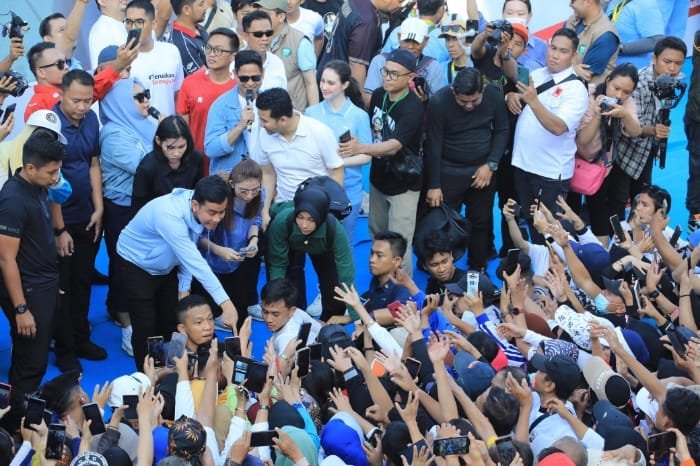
[380,67,412,80]
[205,45,235,56]
[38,59,66,70]
[133,89,151,103]
[238,75,262,83]
[440,24,465,33]
[234,185,262,196]
[249,29,274,38]
[123,18,146,28]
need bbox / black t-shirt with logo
[368,87,424,195]
[0,174,59,294]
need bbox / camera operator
[686,30,700,232]
[469,20,520,90]
[571,63,641,245]
[606,36,687,222]
[0,37,24,75]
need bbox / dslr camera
[600,96,620,112]
[2,11,28,39]
[0,70,29,97]
[487,19,513,46]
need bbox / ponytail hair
[323,60,365,109]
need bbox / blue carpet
[0,59,694,393]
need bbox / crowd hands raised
[1,0,700,464]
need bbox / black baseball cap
[531,354,580,396]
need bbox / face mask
[504,16,527,26]
[461,45,472,59]
[592,293,610,314]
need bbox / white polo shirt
[88,15,128,70]
[512,66,588,180]
[255,113,343,202]
[272,308,322,355]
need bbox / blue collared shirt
[204,85,249,174]
[518,36,548,71]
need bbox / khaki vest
[565,10,619,85]
[271,24,311,110]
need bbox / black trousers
[567,172,614,237]
[117,255,178,371]
[513,168,571,244]
[54,223,98,358]
[284,249,345,321]
[0,284,58,395]
[441,170,497,270]
[496,153,520,254]
[103,198,135,315]
[607,158,653,221]
[192,256,261,330]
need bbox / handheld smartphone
[246,360,269,392]
[232,357,249,385]
[0,382,10,409]
[147,336,165,368]
[296,347,311,378]
[250,430,279,447]
[667,327,689,359]
[123,395,139,419]
[516,65,530,86]
[81,403,106,435]
[126,28,141,49]
[196,341,211,376]
[166,332,188,368]
[297,322,312,348]
[535,188,543,210]
[414,76,426,93]
[609,214,626,243]
[339,129,351,143]
[632,280,642,312]
[405,357,422,379]
[308,343,322,360]
[24,397,46,430]
[503,248,520,275]
[1,103,16,125]
[225,336,242,359]
[433,436,469,456]
[669,225,682,248]
[511,202,521,218]
[387,300,402,319]
[495,436,515,463]
[647,431,676,460]
[45,424,66,460]
[466,272,479,298]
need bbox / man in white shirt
[89,0,128,70]
[238,10,288,91]
[254,87,344,229]
[124,0,185,116]
[510,27,588,241]
[286,0,324,56]
[261,278,321,355]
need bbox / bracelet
[225,460,241,466]
[258,404,269,410]
[54,226,67,237]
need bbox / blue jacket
[117,188,228,304]
[204,85,249,174]
[100,125,151,206]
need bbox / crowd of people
[0,0,699,464]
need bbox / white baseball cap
[399,17,429,43]
[26,109,68,144]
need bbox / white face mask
[592,293,610,314]
[504,16,528,26]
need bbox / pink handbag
[570,154,611,196]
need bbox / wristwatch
[54,226,67,237]
[15,304,27,314]
[487,161,499,172]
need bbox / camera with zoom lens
[0,70,29,97]
[487,20,513,46]
[649,74,686,102]
[600,96,620,112]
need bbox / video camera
[1,11,28,39]
[0,70,29,97]
[649,74,686,169]
[487,20,513,47]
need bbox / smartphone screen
[647,431,676,459]
[466,272,479,297]
[504,249,520,275]
[387,300,402,318]
[669,225,682,248]
[433,436,469,456]
[166,332,188,368]
[45,424,66,460]
[297,322,312,348]
[250,430,279,447]
[405,357,421,379]
[609,214,626,243]
[296,347,311,378]
[1,103,16,125]
[81,403,106,435]
[667,328,688,359]
[536,188,543,210]
[517,65,529,86]
[0,383,10,409]
[414,76,426,93]
[245,361,269,393]
[126,28,141,49]
[308,343,322,360]
[123,395,139,419]
[225,336,242,359]
[495,436,515,463]
[147,336,165,368]
[632,280,642,312]
[24,397,46,430]
[233,358,249,385]
[339,129,351,143]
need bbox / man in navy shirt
[51,70,106,372]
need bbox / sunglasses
[38,59,67,70]
[133,89,151,103]
[250,29,274,38]
[238,75,262,83]
[440,24,465,33]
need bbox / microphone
[147,106,161,120]
[245,90,254,131]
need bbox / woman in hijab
[99,77,158,353]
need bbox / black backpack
[295,176,352,221]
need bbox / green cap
[254,0,288,11]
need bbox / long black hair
[153,115,196,164]
[322,60,365,109]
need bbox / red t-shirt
[176,68,236,175]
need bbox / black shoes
[77,341,107,361]
[55,354,82,373]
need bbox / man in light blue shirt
[381,0,450,62]
[116,175,238,369]
[606,0,664,69]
